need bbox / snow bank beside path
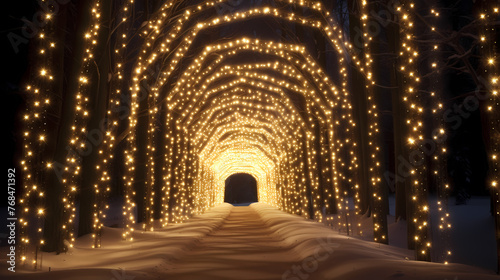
[0,203,233,279]
[251,203,498,280]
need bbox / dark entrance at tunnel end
[224,173,258,206]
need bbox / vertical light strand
[427,6,452,264]
[398,1,431,261]
[144,85,158,231]
[18,3,57,266]
[162,111,174,227]
[360,0,388,244]
[92,0,134,248]
[482,3,500,272]
[60,0,102,249]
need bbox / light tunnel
[15,0,500,269]
[19,0,385,255]
[118,1,364,240]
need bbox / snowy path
[154,206,299,279]
[1,203,498,280]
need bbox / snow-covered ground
[329,195,497,272]
[388,195,496,271]
[436,196,496,271]
[1,202,498,279]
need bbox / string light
[482,2,500,261]
[18,1,58,267]
[360,0,388,244]
[60,0,103,250]
[92,0,134,248]
[427,5,453,264]
[398,1,431,261]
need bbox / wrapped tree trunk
[78,0,113,238]
[42,0,94,253]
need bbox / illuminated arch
[68,0,371,244]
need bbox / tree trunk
[386,6,409,224]
[348,0,371,217]
[43,0,93,253]
[475,0,500,273]
[370,0,390,244]
[77,0,113,238]
[134,93,149,224]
